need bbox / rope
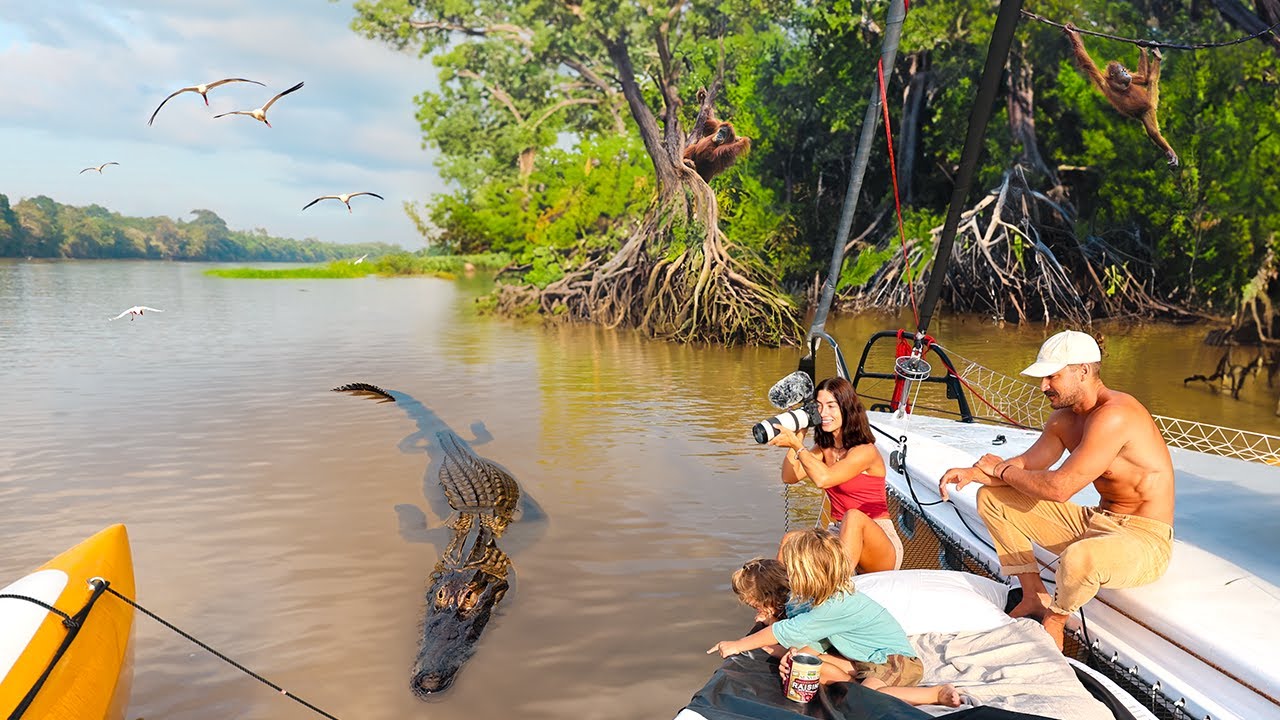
[876,58,920,329]
[100,585,342,720]
[0,594,77,628]
[945,367,1033,429]
[1021,9,1280,50]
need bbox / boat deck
[868,410,1280,720]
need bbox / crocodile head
[410,564,509,696]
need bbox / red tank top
[826,472,889,522]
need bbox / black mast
[916,0,1025,337]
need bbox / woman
[769,376,903,573]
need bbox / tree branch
[455,69,525,123]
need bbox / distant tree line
[0,193,399,262]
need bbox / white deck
[869,410,1280,720]
[0,569,68,685]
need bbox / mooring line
[96,581,343,720]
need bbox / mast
[809,0,908,341]
[916,0,1025,336]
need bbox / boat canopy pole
[803,0,908,378]
[915,0,1025,337]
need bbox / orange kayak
[0,525,136,720]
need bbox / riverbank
[204,252,511,279]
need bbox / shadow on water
[332,381,547,700]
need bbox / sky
[0,0,448,249]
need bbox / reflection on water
[0,260,1273,720]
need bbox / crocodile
[333,382,522,696]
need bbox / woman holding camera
[769,376,903,573]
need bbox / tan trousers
[976,485,1173,614]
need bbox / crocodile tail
[332,382,396,402]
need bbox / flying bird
[80,162,120,175]
[147,78,266,126]
[213,81,304,128]
[110,306,164,321]
[302,192,385,213]
[353,253,369,264]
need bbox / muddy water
[0,260,1272,720]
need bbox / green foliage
[347,0,1280,316]
[839,246,896,291]
[0,194,400,262]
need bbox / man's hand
[974,453,1004,477]
[939,464,1000,501]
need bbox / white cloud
[0,0,447,248]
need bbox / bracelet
[999,465,1010,481]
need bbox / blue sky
[0,0,447,249]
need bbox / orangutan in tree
[1065,23,1178,167]
[683,102,752,182]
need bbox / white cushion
[854,569,1014,635]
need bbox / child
[730,557,790,627]
[708,529,961,708]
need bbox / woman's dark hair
[812,376,874,449]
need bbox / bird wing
[206,77,265,90]
[109,309,131,320]
[263,81,304,111]
[147,87,196,126]
[212,110,247,119]
[302,196,339,211]
[79,167,95,174]
[350,192,385,201]
[138,307,164,313]
[102,162,120,170]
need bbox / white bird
[353,254,369,264]
[110,306,164,321]
[302,192,385,214]
[147,78,266,126]
[213,81,304,128]
[80,162,120,175]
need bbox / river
[0,259,1273,720]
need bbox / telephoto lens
[751,401,819,444]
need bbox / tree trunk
[602,37,682,193]
[896,52,931,205]
[1005,42,1057,183]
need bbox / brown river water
[1,259,1275,720]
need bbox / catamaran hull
[0,524,136,720]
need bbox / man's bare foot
[1042,611,1068,652]
[1008,592,1051,620]
[937,684,963,708]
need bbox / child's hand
[778,648,795,680]
[707,640,743,657]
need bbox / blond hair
[731,557,789,621]
[778,528,854,606]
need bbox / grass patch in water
[206,252,511,279]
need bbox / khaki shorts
[851,654,923,687]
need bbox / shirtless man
[939,330,1175,650]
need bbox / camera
[751,400,820,444]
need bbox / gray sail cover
[682,650,1112,720]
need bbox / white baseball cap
[1020,330,1101,377]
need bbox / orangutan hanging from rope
[1064,23,1179,167]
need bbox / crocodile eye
[461,589,479,610]
[435,587,449,609]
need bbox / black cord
[0,594,77,628]
[101,586,342,720]
[1021,9,1280,50]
